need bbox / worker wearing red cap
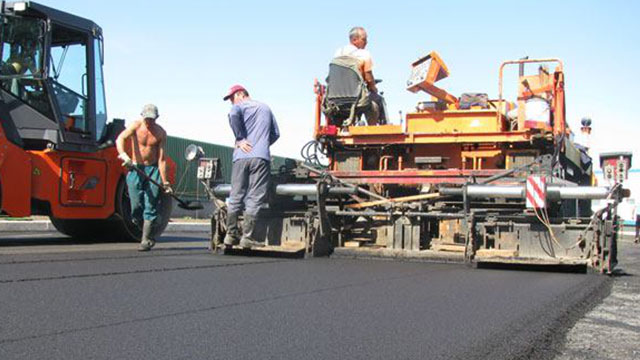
[223,85,280,248]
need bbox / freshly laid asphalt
[0,232,611,360]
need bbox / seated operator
[333,26,386,125]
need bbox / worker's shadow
[159,234,209,243]
[476,262,588,274]
[220,247,305,259]
[153,234,210,251]
[0,234,100,247]
[0,233,210,248]
[609,268,634,277]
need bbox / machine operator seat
[322,56,373,127]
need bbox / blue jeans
[126,164,162,223]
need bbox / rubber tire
[0,175,3,215]
[110,177,141,241]
[49,217,114,240]
[50,177,173,242]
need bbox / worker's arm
[269,113,280,145]
[229,106,252,153]
[115,121,140,166]
[364,71,378,93]
[157,129,171,191]
[360,55,378,93]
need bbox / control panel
[197,158,219,181]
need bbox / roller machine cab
[0,2,174,241]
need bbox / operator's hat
[141,104,159,120]
[223,84,247,101]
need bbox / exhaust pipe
[439,185,612,200]
[213,183,357,197]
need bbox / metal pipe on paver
[213,183,357,197]
[439,185,611,200]
[277,184,357,196]
[333,211,465,218]
[546,186,610,200]
[297,162,387,201]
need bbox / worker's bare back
[129,120,166,165]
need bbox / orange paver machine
[204,52,627,272]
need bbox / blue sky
[39,0,639,165]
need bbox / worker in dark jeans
[222,85,280,248]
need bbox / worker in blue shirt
[223,85,280,248]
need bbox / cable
[479,155,544,185]
[300,140,329,168]
[173,163,191,194]
[532,205,564,255]
[573,183,621,245]
[532,183,621,254]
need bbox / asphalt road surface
[0,232,611,360]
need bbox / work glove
[118,152,133,168]
[163,182,174,194]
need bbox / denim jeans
[126,164,162,223]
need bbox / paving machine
[196,52,628,273]
[0,2,175,240]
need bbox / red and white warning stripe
[526,176,546,209]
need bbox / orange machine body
[0,124,175,219]
[315,54,569,187]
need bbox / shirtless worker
[116,104,172,251]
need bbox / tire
[109,178,142,242]
[110,177,173,242]
[49,217,112,240]
[50,177,173,242]
[0,175,3,215]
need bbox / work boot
[223,212,241,246]
[138,220,154,251]
[138,240,151,252]
[239,215,265,248]
[149,219,165,247]
[144,220,158,249]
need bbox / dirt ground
[557,234,640,360]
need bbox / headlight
[184,144,204,162]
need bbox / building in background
[576,121,636,226]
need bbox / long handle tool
[130,165,204,210]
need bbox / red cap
[223,84,247,101]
